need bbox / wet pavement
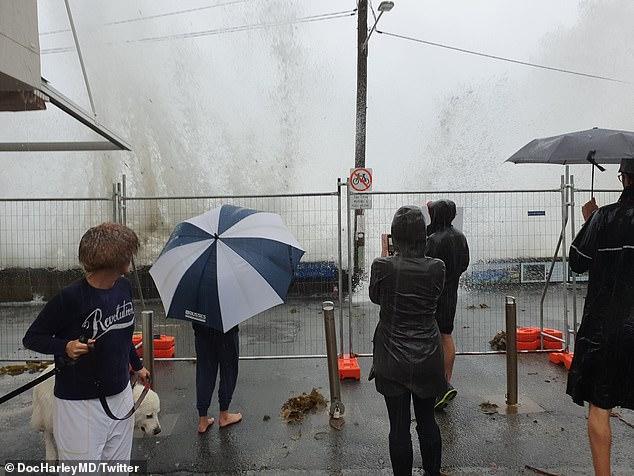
[1,354,633,475]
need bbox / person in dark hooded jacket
[567,159,634,476]
[369,206,446,476]
[425,200,469,410]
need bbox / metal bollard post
[142,310,155,388]
[323,301,345,419]
[505,296,518,406]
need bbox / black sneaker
[434,385,458,411]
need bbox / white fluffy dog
[31,366,161,461]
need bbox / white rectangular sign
[350,193,372,209]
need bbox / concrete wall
[0,0,40,91]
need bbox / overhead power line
[39,0,252,36]
[129,10,357,43]
[41,45,76,55]
[368,0,377,22]
[39,27,72,37]
[106,0,251,26]
[377,30,627,84]
[41,9,357,54]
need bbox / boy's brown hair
[78,223,139,272]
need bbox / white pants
[54,385,134,471]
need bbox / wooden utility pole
[355,0,368,169]
[353,0,368,277]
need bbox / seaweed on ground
[0,361,50,376]
[489,331,506,351]
[479,401,499,415]
[281,388,327,423]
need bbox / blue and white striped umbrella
[149,205,304,331]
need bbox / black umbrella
[507,127,634,196]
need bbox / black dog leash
[0,368,56,405]
[79,336,151,421]
[0,337,96,405]
[97,380,150,421]
[0,335,93,405]
[0,333,90,405]
[0,365,150,418]
[0,336,149,419]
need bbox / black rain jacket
[369,206,447,399]
[566,186,634,410]
[426,200,470,329]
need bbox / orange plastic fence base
[543,339,564,350]
[549,351,574,370]
[338,354,361,381]
[516,327,563,343]
[133,333,176,358]
[133,333,176,350]
[517,339,539,351]
[516,327,540,342]
[136,346,175,358]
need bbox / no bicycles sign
[349,168,372,192]
[349,168,373,209]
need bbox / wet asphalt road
[1,354,633,475]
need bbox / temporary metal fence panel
[0,198,113,360]
[123,193,340,360]
[2,186,615,361]
[345,189,570,355]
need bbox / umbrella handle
[586,150,604,200]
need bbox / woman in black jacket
[426,199,469,410]
[567,159,634,476]
[370,206,446,476]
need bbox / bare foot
[219,411,242,428]
[197,417,215,434]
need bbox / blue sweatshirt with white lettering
[23,277,143,400]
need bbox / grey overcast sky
[1,0,632,196]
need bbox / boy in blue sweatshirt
[23,222,149,463]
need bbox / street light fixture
[363,1,394,51]
[378,1,394,12]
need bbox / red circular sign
[350,168,372,192]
